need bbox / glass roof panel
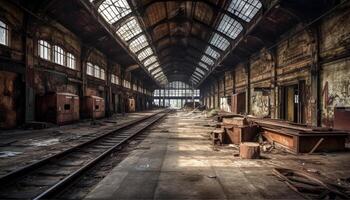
[193,71,203,79]
[143,56,157,66]
[137,47,153,61]
[201,55,215,66]
[98,0,132,24]
[217,14,243,39]
[195,67,205,76]
[210,33,230,51]
[152,68,162,75]
[205,46,220,60]
[198,62,209,70]
[129,35,149,53]
[147,62,159,71]
[227,0,262,22]
[116,17,143,41]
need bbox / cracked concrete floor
[85,111,350,200]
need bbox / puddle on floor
[30,138,60,146]
[0,151,22,158]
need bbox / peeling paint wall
[321,59,350,127]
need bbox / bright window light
[143,56,157,66]
[194,71,203,78]
[217,15,243,39]
[66,52,76,69]
[148,62,159,71]
[205,46,220,60]
[98,0,131,24]
[53,45,65,66]
[195,67,205,76]
[227,0,262,22]
[210,33,230,51]
[201,55,214,66]
[198,62,209,70]
[116,17,143,41]
[137,47,153,61]
[152,68,162,75]
[0,20,9,46]
[38,40,51,60]
[129,35,149,53]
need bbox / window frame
[0,20,9,46]
[38,40,51,61]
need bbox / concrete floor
[86,111,350,199]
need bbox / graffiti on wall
[322,62,350,127]
[251,90,270,117]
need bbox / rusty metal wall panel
[334,107,350,131]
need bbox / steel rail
[0,109,169,199]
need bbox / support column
[310,25,321,126]
[245,62,251,115]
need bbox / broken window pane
[137,47,153,61]
[209,33,230,51]
[217,14,243,39]
[129,35,149,53]
[98,0,131,24]
[116,17,143,41]
[227,0,262,22]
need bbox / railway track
[0,110,169,199]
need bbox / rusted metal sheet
[36,93,80,125]
[81,96,105,119]
[333,107,350,131]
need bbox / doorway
[281,81,305,123]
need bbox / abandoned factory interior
[0,0,350,199]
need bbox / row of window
[38,40,76,70]
[87,62,105,80]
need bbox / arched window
[0,20,9,46]
[66,52,76,69]
[53,45,65,65]
[87,62,94,76]
[38,40,51,60]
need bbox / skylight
[137,47,153,61]
[227,0,262,22]
[143,56,157,66]
[194,70,204,78]
[198,62,209,70]
[210,33,230,51]
[195,67,205,76]
[116,17,143,41]
[217,14,243,39]
[205,47,220,60]
[148,62,159,71]
[201,55,215,66]
[152,68,162,75]
[129,35,149,53]
[98,0,132,24]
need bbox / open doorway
[280,81,305,123]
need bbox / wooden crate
[81,96,105,119]
[36,92,80,125]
